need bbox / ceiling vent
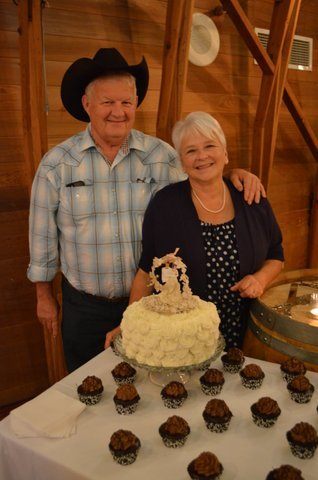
[255,27,313,71]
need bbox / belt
[84,291,129,303]
[63,276,129,303]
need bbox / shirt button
[113,211,117,215]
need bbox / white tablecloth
[0,349,317,480]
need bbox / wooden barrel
[243,269,318,372]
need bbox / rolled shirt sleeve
[27,160,61,282]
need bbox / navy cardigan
[139,178,284,301]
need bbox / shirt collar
[77,125,143,156]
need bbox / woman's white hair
[172,111,227,153]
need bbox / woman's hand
[104,326,121,349]
[230,274,264,298]
[227,168,266,205]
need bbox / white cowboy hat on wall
[189,13,220,67]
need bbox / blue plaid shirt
[28,126,186,297]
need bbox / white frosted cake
[121,250,220,367]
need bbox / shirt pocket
[129,180,156,212]
[60,185,95,218]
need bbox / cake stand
[113,334,225,386]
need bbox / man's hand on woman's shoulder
[227,168,266,205]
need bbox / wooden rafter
[156,0,195,143]
[18,1,66,384]
[220,0,318,164]
[252,0,302,188]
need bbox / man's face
[82,76,138,144]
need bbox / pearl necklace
[192,182,226,214]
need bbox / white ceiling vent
[255,27,313,71]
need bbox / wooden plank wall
[0,0,317,408]
[0,0,49,409]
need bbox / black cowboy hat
[61,48,149,122]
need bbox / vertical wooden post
[309,175,318,268]
[18,0,67,384]
[156,0,195,144]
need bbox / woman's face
[180,131,228,184]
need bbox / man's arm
[104,269,153,348]
[28,156,61,336]
[225,168,266,204]
[36,282,60,337]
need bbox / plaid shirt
[28,126,186,297]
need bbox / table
[0,349,317,480]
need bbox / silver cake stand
[113,334,225,386]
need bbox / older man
[28,49,264,371]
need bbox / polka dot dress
[201,219,243,348]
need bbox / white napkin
[10,389,86,438]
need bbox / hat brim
[61,56,149,122]
[189,13,220,67]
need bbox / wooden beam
[252,0,302,188]
[220,0,318,162]
[309,174,318,268]
[18,0,67,384]
[156,0,195,143]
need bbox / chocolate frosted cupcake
[187,451,223,480]
[239,363,265,390]
[287,375,315,404]
[111,361,136,385]
[280,357,306,383]
[77,375,103,405]
[161,381,188,409]
[203,398,233,433]
[251,397,281,428]
[266,464,304,480]
[200,369,225,396]
[113,384,140,415]
[221,347,245,373]
[159,415,190,448]
[109,429,141,465]
[286,422,318,459]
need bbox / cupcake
[203,398,233,433]
[187,451,223,479]
[280,357,306,383]
[200,369,225,396]
[287,375,315,404]
[266,464,304,480]
[109,429,141,465]
[111,362,136,385]
[221,347,245,373]
[77,375,103,405]
[250,397,281,428]
[286,422,318,459]
[161,381,188,409]
[113,384,140,415]
[239,363,265,390]
[159,415,190,448]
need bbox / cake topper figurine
[143,248,199,314]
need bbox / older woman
[107,112,284,349]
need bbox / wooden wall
[0,0,317,409]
